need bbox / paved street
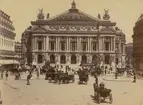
[1,74,143,105]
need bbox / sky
[0,0,143,43]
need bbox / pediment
[32,26,48,33]
[100,27,116,34]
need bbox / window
[71,42,77,51]
[92,42,97,51]
[116,43,119,49]
[60,55,66,64]
[38,54,43,63]
[82,42,87,51]
[61,42,66,51]
[116,58,118,64]
[81,55,87,64]
[105,55,110,64]
[38,41,42,50]
[50,42,55,51]
[50,55,55,63]
[71,55,76,64]
[105,42,109,51]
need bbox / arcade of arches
[37,53,119,66]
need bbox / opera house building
[21,1,126,68]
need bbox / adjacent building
[21,1,126,68]
[133,14,143,75]
[0,10,16,65]
[125,43,133,68]
[14,42,22,61]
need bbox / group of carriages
[45,67,75,84]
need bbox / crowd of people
[0,62,136,85]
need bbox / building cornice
[31,20,116,26]
[0,27,16,39]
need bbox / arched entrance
[116,58,119,64]
[38,54,43,63]
[60,55,66,64]
[71,55,76,64]
[50,55,55,64]
[92,55,97,63]
[81,55,87,64]
[105,55,110,64]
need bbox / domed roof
[136,14,143,23]
[49,1,99,22]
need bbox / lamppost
[115,48,118,79]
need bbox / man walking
[133,71,136,83]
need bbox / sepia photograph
[0,0,143,105]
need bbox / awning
[0,60,20,65]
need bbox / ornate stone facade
[21,1,126,68]
[0,10,16,65]
[133,14,143,75]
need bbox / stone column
[119,40,121,53]
[46,36,49,51]
[102,37,104,51]
[99,37,101,51]
[56,37,58,51]
[77,37,80,51]
[87,54,92,63]
[118,55,122,68]
[66,53,70,65]
[78,54,81,65]
[99,54,104,66]
[88,38,90,52]
[45,37,47,51]
[32,36,34,51]
[112,37,113,51]
[43,37,45,51]
[114,37,116,51]
[111,54,116,71]
[123,43,125,54]
[68,37,70,51]
[35,53,37,64]
[35,37,38,50]
[110,38,111,51]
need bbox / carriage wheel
[78,81,81,84]
[58,80,61,85]
[72,78,75,83]
[54,79,57,83]
[85,81,88,85]
[48,77,51,82]
[109,93,113,104]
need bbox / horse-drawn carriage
[78,70,89,84]
[45,67,75,84]
[117,68,126,76]
[56,72,74,84]
[93,83,113,104]
[91,67,103,76]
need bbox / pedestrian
[1,71,3,79]
[93,79,98,96]
[5,71,8,80]
[37,66,40,79]
[27,73,32,85]
[94,73,98,85]
[105,66,107,75]
[133,71,136,83]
